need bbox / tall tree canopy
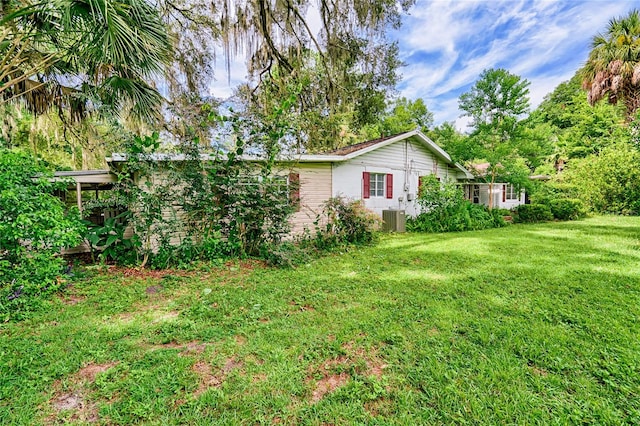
[459,68,531,208]
[0,0,173,124]
[159,0,414,147]
[527,73,625,165]
[580,9,640,120]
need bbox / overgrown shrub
[312,197,381,249]
[260,241,313,268]
[561,143,640,214]
[84,211,139,265]
[530,182,580,205]
[407,175,506,233]
[549,198,586,221]
[95,108,301,269]
[514,204,553,223]
[0,149,85,320]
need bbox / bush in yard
[407,175,506,233]
[561,143,640,214]
[514,204,553,223]
[530,182,580,205]
[549,198,586,221]
[312,197,381,249]
[0,149,85,320]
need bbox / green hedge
[514,204,553,223]
[549,198,586,221]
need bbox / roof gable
[298,129,472,178]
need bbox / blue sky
[210,0,639,130]
[392,0,638,129]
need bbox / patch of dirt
[192,362,221,396]
[288,300,316,313]
[234,335,247,346]
[53,392,83,411]
[252,373,267,383]
[367,360,388,379]
[145,285,162,294]
[527,360,549,377]
[427,327,440,336]
[151,310,180,323]
[222,357,243,373]
[192,357,244,397]
[307,341,388,403]
[225,259,267,271]
[364,398,393,417]
[183,341,207,354]
[76,362,119,383]
[61,294,86,305]
[48,362,118,423]
[311,373,349,403]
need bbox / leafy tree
[379,97,433,135]
[237,48,399,153]
[428,122,474,164]
[359,97,434,144]
[561,142,640,214]
[1,0,172,124]
[526,74,625,167]
[158,0,413,147]
[580,9,640,120]
[459,68,531,208]
[0,149,85,319]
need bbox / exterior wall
[331,138,460,217]
[465,183,525,209]
[289,163,333,234]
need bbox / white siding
[332,138,460,217]
[466,183,526,209]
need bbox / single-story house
[459,162,526,210]
[60,130,531,249]
[281,129,473,232]
[463,183,526,210]
[103,129,473,235]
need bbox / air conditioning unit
[382,210,406,233]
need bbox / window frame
[505,184,518,201]
[369,173,386,198]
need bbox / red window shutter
[289,172,300,211]
[386,173,393,199]
[363,172,370,199]
[502,184,506,202]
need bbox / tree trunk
[624,85,640,122]
[488,170,496,211]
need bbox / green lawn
[2,216,640,425]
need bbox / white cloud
[395,0,637,127]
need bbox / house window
[363,172,393,199]
[505,184,518,200]
[370,173,385,197]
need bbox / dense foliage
[1,0,172,123]
[0,149,85,320]
[458,68,535,208]
[548,199,587,221]
[514,204,554,223]
[312,197,382,248]
[560,143,640,215]
[407,175,505,233]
